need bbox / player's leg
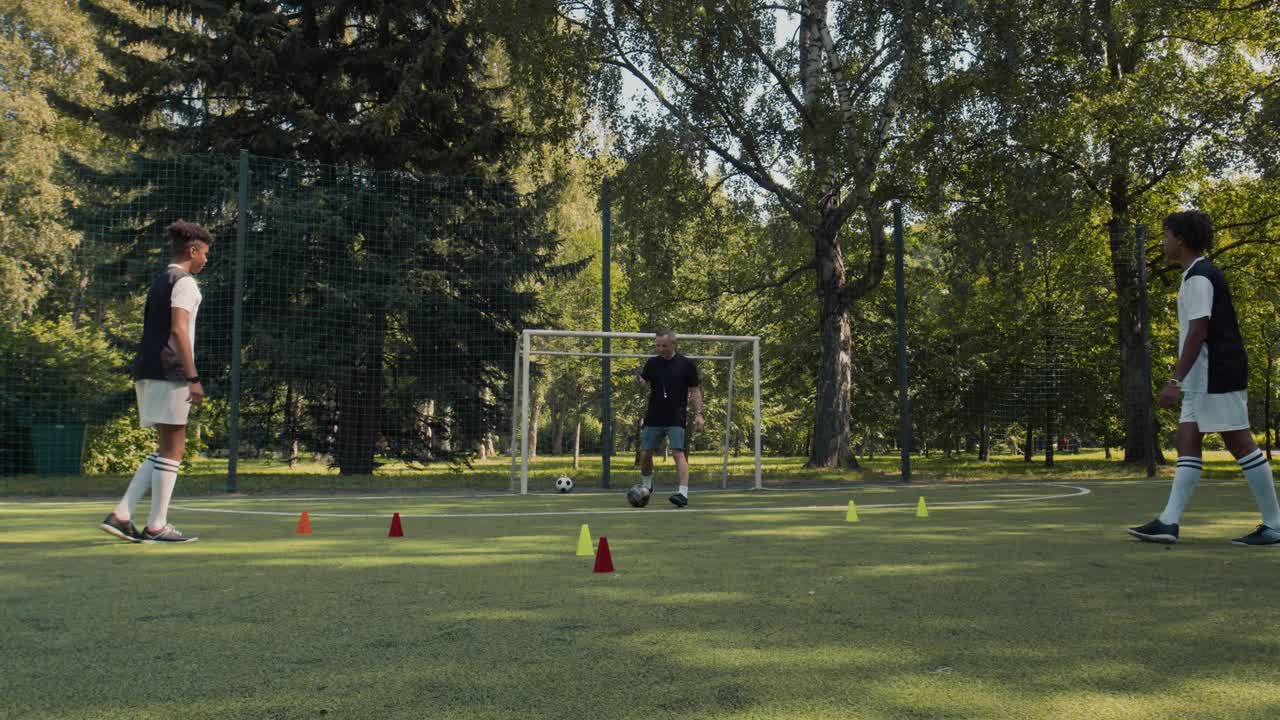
[1129,396,1204,543]
[141,423,186,540]
[101,458,149,541]
[101,381,159,542]
[139,380,198,543]
[640,426,661,492]
[1222,428,1280,546]
[1158,422,1205,524]
[668,427,689,508]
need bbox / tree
[966,0,1280,465]
[0,0,109,321]
[916,139,1120,463]
[529,0,969,467]
[63,0,578,474]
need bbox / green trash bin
[31,423,87,474]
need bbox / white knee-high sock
[1159,456,1203,525]
[113,453,157,521]
[641,475,653,490]
[147,455,181,531]
[1238,449,1280,528]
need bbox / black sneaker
[1127,518,1179,544]
[1231,524,1280,547]
[669,493,688,508]
[140,524,198,544]
[99,513,142,543]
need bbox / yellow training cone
[576,524,594,556]
[916,496,929,518]
[845,500,859,523]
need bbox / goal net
[510,330,762,494]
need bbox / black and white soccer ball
[626,483,651,507]
[554,476,575,493]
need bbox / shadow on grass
[8,450,1257,499]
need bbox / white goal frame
[509,329,763,495]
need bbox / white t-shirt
[1177,257,1212,392]
[169,264,202,352]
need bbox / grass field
[4,465,1280,719]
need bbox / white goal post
[509,329,763,495]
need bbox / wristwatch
[186,376,201,384]
[1167,378,1182,389]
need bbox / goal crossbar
[510,329,763,494]
[530,350,735,361]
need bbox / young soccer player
[633,330,705,508]
[99,221,210,544]
[1127,210,1280,546]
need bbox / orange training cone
[593,536,615,573]
[388,512,404,537]
[296,511,312,535]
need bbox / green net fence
[6,151,1246,492]
[1,152,565,491]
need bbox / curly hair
[1162,210,1214,254]
[167,220,212,256]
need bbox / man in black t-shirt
[633,330,704,508]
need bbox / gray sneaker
[1231,524,1280,547]
[140,524,199,544]
[99,513,142,543]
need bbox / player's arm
[170,306,204,405]
[1171,317,1209,385]
[690,385,704,429]
[634,359,651,386]
[1161,274,1212,408]
[1159,316,1208,409]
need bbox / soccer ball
[626,483,651,507]
[554,476,574,493]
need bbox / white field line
[0,478,1113,507]
[157,483,1092,520]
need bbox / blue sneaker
[1127,518,1179,544]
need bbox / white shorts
[1180,390,1250,433]
[135,380,192,428]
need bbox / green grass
[4,477,1280,719]
[0,449,1262,496]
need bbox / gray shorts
[641,426,686,451]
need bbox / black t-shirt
[1184,259,1249,393]
[133,266,194,381]
[641,353,700,428]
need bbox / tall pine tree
[58,0,574,474]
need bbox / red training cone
[296,511,312,535]
[592,536,614,573]
[388,512,404,537]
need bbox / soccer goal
[509,329,763,494]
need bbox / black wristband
[186,376,201,384]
